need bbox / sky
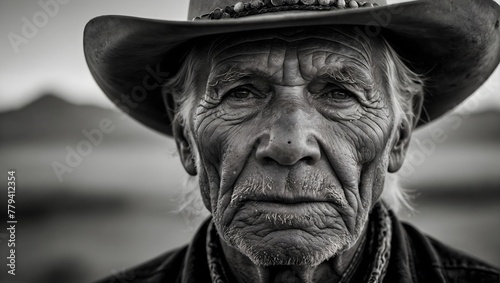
[0,0,189,110]
[1,0,499,112]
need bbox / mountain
[0,93,168,144]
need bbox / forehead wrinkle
[211,36,371,70]
[209,25,375,59]
[302,51,374,89]
[211,38,276,62]
[298,37,370,65]
[273,27,373,64]
[280,36,371,64]
[211,34,367,62]
[282,44,307,84]
[300,47,371,70]
[300,50,371,79]
[328,29,374,62]
[267,39,286,81]
[208,29,375,87]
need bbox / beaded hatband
[193,0,379,20]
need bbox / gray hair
[163,33,425,217]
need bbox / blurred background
[0,0,499,282]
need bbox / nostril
[262,156,274,164]
[301,156,316,165]
[287,141,291,144]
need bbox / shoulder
[401,222,500,283]
[94,245,188,283]
[426,236,500,283]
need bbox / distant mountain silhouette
[1,93,499,144]
[0,93,167,144]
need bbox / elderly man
[85,0,500,282]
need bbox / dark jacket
[96,214,499,283]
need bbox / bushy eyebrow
[317,64,374,91]
[208,65,271,88]
[207,63,374,93]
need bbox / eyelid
[216,76,254,92]
[213,73,268,92]
[312,82,362,102]
[224,84,265,99]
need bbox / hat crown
[187,0,387,19]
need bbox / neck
[219,228,367,283]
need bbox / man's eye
[321,90,353,100]
[230,89,252,99]
[226,87,263,100]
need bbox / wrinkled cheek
[359,150,391,208]
[352,125,394,209]
[354,158,390,220]
[193,113,225,214]
[195,159,219,211]
[321,127,361,205]
[196,116,224,163]
[322,120,393,227]
[194,112,255,223]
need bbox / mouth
[247,199,334,210]
[241,200,340,230]
[250,196,328,204]
[230,189,346,210]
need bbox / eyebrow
[318,64,374,91]
[208,63,374,92]
[208,65,271,88]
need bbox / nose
[256,104,321,166]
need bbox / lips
[231,188,347,209]
[228,161,347,206]
[248,195,330,204]
[250,200,336,216]
[249,199,336,211]
[238,200,343,230]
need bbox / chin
[223,228,358,267]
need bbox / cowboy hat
[84,0,500,136]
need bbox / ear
[163,92,197,176]
[388,94,424,173]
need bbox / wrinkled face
[190,27,399,266]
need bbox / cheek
[320,104,394,207]
[352,108,396,206]
[194,106,262,220]
[321,114,392,179]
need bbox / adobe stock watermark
[51,64,170,182]
[111,64,170,115]
[7,0,72,53]
[353,3,403,40]
[51,118,116,182]
[398,80,500,178]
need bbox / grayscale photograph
[0,0,499,282]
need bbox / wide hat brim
[84,0,500,136]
